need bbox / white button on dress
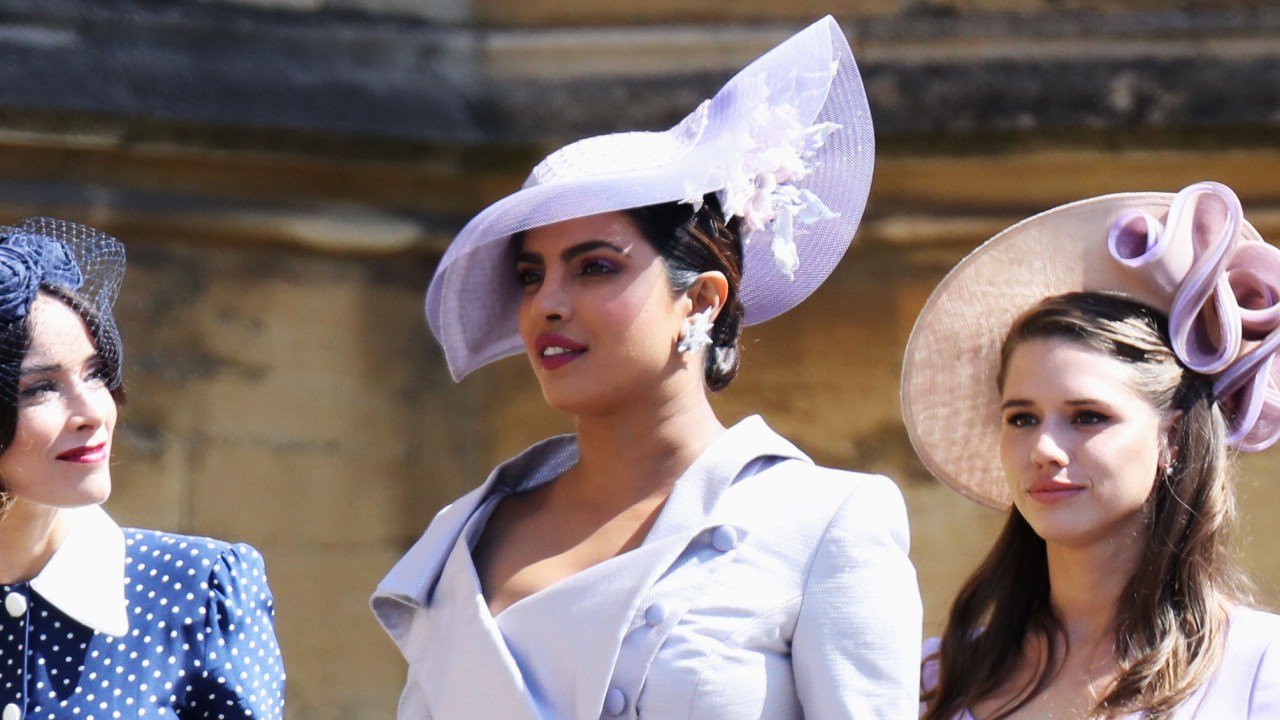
[3,592,26,618]
[3,701,21,720]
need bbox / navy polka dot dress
[0,523,285,719]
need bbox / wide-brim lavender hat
[426,15,874,381]
[902,182,1277,509]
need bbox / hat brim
[901,192,1266,509]
[427,15,874,381]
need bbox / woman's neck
[0,503,70,584]
[1045,533,1145,653]
[569,387,725,511]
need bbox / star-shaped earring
[677,308,716,354]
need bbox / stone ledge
[0,2,1274,143]
[0,135,1275,254]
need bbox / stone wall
[106,240,456,716]
[0,1,1276,717]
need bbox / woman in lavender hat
[905,182,1280,719]
[372,16,921,720]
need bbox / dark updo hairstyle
[0,285,125,455]
[624,193,745,391]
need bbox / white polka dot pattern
[0,530,286,719]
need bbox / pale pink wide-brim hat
[902,182,1275,509]
[426,15,874,381]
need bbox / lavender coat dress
[372,415,923,719]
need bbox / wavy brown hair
[922,292,1252,720]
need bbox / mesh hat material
[902,182,1272,509]
[427,15,874,381]
[0,218,126,403]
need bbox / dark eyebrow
[516,240,628,266]
[19,354,101,378]
[1065,399,1107,408]
[19,364,62,377]
[999,398,1108,411]
[562,240,627,261]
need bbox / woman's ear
[687,271,729,321]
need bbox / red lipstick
[534,334,587,370]
[57,443,108,464]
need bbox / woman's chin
[68,475,113,508]
[538,380,635,418]
[71,488,112,510]
[533,364,669,417]
[541,389,608,416]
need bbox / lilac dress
[921,606,1280,718]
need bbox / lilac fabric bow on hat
[1108,181,1280,451]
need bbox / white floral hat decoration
[425,15,875,380]
[902,181,1279,509]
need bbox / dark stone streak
[0,2,1275,143]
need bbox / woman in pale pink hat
[371,16,922,720]
[904,182,1280,719]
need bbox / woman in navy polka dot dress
[0,218,285,719]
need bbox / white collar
[29,505,129,636]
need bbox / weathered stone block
[261,545,406,720]
[185,444,411,545]
[104,424,188,530]
[902,482,1006,634]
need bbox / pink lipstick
[534,334,587,370]
[1026,479,1084,504]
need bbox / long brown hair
[922,292,1252,719]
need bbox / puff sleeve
[183,544,286,719]
[791,474,923,719]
